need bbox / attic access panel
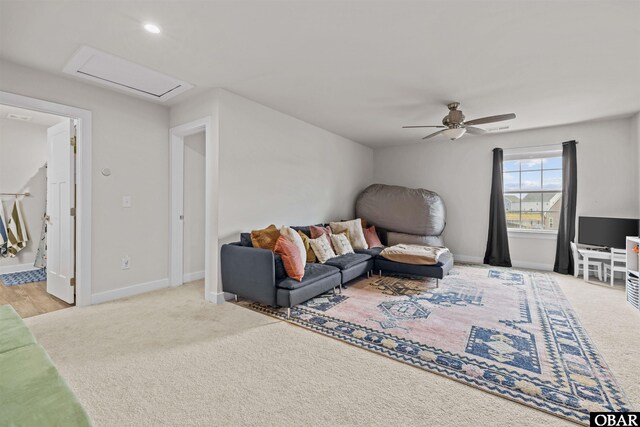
[63,46,193,102]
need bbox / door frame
[0,91,92,307]
[169,117,222,303]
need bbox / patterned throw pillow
[331,233,354,255]
[274,236,305,281]
[297,230,317,263]
[309,235,337,264]
[329,219,368,250]
[337,229,350,242]
[250,224,280,251]
[280,226,307,267]
[309,225,334,249]
[363,226,384,248]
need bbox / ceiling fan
[403,102,516,140]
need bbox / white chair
[571,241,603,281]
[603,248,627,287]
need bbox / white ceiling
[1,1,639,147]
[0,104,66,127]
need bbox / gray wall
[170,88,375,246]
[634,113,640,218]
[0,59,170,295]
[373,117,639,270]
[0,118,49,270]
[216,89,374,244]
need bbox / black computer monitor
[578,216,639,249]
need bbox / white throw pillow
[329,219,368,250]
[331,233,354,255]
[280,226,307,267]
[309,235,337,264]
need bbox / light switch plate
[121,255,130,270]
[122,195,132,208]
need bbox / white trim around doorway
[0,91,92,307]
[169,116,222,304]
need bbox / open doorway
[0,105,76,317]
[169,117,221,304]
[183,131,206,283]
[0,91,92,312]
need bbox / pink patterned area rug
[243,263,631,424]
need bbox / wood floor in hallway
[0,280,72,318]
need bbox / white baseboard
[454,254,553,272]
[91,278,169,305]
[511,260,553,271]
[0,263,38,274]
[454,254,483,264]
[183,270,205,283]
[223,291,235,301]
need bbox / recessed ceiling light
[143,23,161,34]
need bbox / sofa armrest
[221,243,277,306]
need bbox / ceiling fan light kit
[403,102,516,141]
[442,128,467,140]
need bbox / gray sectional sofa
[221,225,453,316]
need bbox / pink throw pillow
[363,226,384,248]
[274,236,305,281]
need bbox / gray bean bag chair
[386,232,444,247]
[356,184,446,246]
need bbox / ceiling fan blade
[465,126,487,135]
[465,113,516,126]
[422,130,445,140]
[402,125,446,129]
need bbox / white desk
[577,248,613,282]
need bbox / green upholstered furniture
[0,304,36,353]
[0,305,91,426]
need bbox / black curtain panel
[484,148,512,267]
[554,140,578,274]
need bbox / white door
[46,119,75,304]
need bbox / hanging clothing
[34,212,47,268]
[0,201,8,257]
[6,199,29,257]
[35,165,48,268]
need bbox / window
[503,149,562,232]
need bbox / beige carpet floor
[26,271,640,426]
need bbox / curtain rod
[0,192,31,196]
[501,140,579,151]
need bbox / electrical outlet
[121,255,130,270]
[122,196,132,208]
